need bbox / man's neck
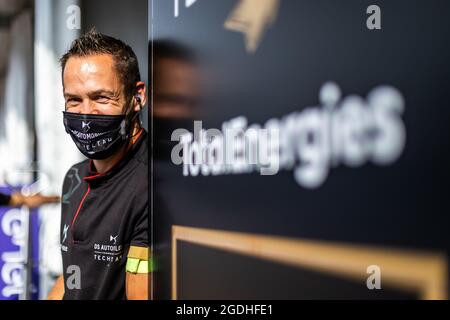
[93,124,141,174]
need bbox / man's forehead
[63,54,123,91]
[66,53,115,68]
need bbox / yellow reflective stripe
[126,258,140,273]
[127,246,149,260]
[137,260,149,273]
[126,257,157,273]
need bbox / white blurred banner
[0,8,33,187]
[34,0,82,299]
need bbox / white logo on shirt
[110,234,118,245]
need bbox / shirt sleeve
[130,204,148,248]
[0,193,11,206]
[126,204,151,274]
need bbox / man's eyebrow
[63,90,118,99]
[88,90,117,97]
[63,92,81,98]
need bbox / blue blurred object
[0,186,39,300]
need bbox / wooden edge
[172,225,448,300]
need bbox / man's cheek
[94,103,125,115]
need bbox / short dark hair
[60,29,141,104]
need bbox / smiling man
[47,30,150,300]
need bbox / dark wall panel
[152,0,450,299]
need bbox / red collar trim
[82,128,145,182]
[83,160,107,181]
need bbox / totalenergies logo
[171,82,406,189]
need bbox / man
[0,192,59,208]
[47,30,149,300]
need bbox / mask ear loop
[120,120,127,139]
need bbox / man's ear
[134,81,147,112]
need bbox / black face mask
[63,112,132,160]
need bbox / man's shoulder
[61,159,89,208]
[130,131,148,178]
[62,159,89,184]
[135,130,148,165]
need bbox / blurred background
[152,0,450,300]
[0,0,147,299]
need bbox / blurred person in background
[0,191,59,208]
[152,39,202,299]
[153,39,201,159]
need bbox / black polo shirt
[60,130,148,300]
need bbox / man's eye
[96,96,110,102]
[67,99,80,105]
